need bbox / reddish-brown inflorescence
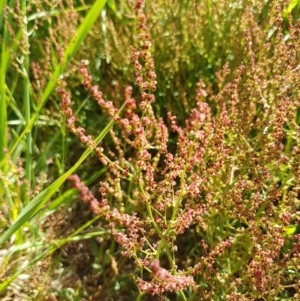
[59,0,300,299]
[136,259,195,295]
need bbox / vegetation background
[0,0,299,300]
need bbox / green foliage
[0,0,299,300]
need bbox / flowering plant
[58,0,300,300]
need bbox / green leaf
[283,0,300,18]
[0,101,125,247]
[4,0,108,162]
[107,0,116,12]
[284,225,297,236]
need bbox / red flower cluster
[59,0,300,299]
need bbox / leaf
[284,225,297,236]
[283,0,300,18]
[107,0,116,12]
[0,101,126,247]
[4,0,108,161]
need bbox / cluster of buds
[58,0,300,299]
[136,259,196,295]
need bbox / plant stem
[21,0,31,205]
[0,4,9,169]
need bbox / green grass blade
[0,101,125,247]
[0,10,9,166]
[5,0,108,160]
[283,0,300,18]
[21,0,32,205]
[47,166,108,210]
[0,228,107,292]
[0,0,7,30]
[27,5,91,22]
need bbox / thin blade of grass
[0,101,125,247]
[5,0,107,160]
[0,0,6,30]
[47,166,108,210]
[0,222,107,292]
[0,233,108,292]
[21,0,32,205]
[27,5,91,22]
[0,9,9,167]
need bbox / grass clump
[1,0,299,300]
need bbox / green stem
[21,0,31,205]
[0,0,7,30]
[171,157,189,222]
[180,289,188,301]
[135,292,145,301]
[0,4,9,168]
[138,180,174,267]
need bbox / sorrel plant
[0,0,299,300]
[58,1,300,300]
